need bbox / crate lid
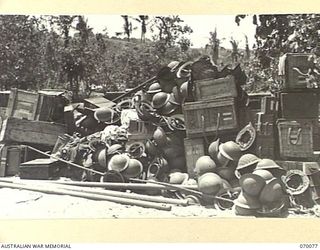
[20,158,59,166]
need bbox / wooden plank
[0,117,66,146]
[0,144,7,177]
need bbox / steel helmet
[235,154,261,179]
[145,139,161,156]
[281,169,310,196]
[176,61,192,79]
[135,90,151,103]
[219,141,242,161]
[239,173,266,197]
[101,170,125,183]
[126,142,145,159]
[79,115,98,128]
[94,107,120,125]
[121,158,143,179]
[236,122,256,151]
[252,169,274,181]
[152,92,170,109]
[159,101,179,116]
[180,81,189,99]
[217,150,231,168]
[208,138,220,162]
[255,159,286,177]
[169,86,182,105]
[234,191,261,209]
[216,167,236,181]
[107,154,130,172]
[107,144,123,155]
[198,172,222,195]
[256,199,286,217]
[169,172,189,184]
[194,156,217,176]
[259,178,284,204]
[234,191,261,216]
[168,156,186,172]
[97,148,107,168]
[153,127,168,147]
[147,82,162,94]
[167,61,180,70]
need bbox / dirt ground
[0,184,318,219]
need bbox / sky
[85,15,257,50]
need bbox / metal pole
[112,76,156,102]
[2,178,189,206]
[0,178,198,191]
[130,178,235,203]
[0,181,172,211]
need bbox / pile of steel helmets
[135,60,192,119]
[145,126,190,183]
[234,155,287,217]
[193,138,243,207]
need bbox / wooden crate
[183,98,238,138]
[284,53,314,89]
[127,119,155,140]
[0,91,10,118]
[276,160,308,171]
[0,117,67,147]
[6,88,66,122]
[280,92,318,119]
[277,119,314,160]
[194,75,237,101]
[0,144,42,177]
[6,88,39,120]
[184,137,205,178]
[84,96,115,109]
[19,158,61,180]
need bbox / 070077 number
[300,244,319,248]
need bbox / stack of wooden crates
[0,88,67,177]
[182,75,240,178]
[276,53,320,162]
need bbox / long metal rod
[0,178,198,191]
[0,180,172,211]
[1,178,189,206]
[112,76,156,102]
[130,178,235,203]
[27,145,106,176]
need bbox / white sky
[85,15,257,50]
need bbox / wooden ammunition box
[280,92,318,119]
[277,119,314,160]
[194,75,237,101]
[284,53,314,89]
[84,96,115,109]
[6,88,66,122]
[0,117,67,147]
[183,98,238,138]
[19,158,61,180]
[184,137,205,178]
[0,144,42,177]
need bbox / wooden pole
[0,181,172,211]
